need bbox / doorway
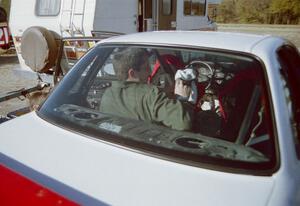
[158,0,176,30]
[138,0,153,32]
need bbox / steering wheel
[185,60,214,89]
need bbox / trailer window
[35,0,61,16]
[184,0,206,16]
[162,0,172,15]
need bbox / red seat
[148,54,185,84]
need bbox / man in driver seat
[100,48,194,131]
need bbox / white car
[1,31,300,206]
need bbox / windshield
[39,44,277,173]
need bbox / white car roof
[100,31,284,53]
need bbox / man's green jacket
[100,81,194,131]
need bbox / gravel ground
[0,24,299,115]
[0,55,38,115]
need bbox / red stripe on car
[0,164,79,206]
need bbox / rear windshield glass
[39,45,277,173]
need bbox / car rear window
[39,45,277,174]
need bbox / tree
[216,0,300,24]
[270,0,300,24]
[216,0,238,23]
[236,0,272,23]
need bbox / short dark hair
[113,48,148,80]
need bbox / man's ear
[128,68,135,79]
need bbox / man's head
[113,48,149,82]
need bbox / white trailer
[10,0,215,36]
[9,0,216,74]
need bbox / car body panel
[1,112,275,206]
[250,36,300,206]
[100,31,275,53]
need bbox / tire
[21,26,59,73]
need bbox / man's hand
[174,79,191,98]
